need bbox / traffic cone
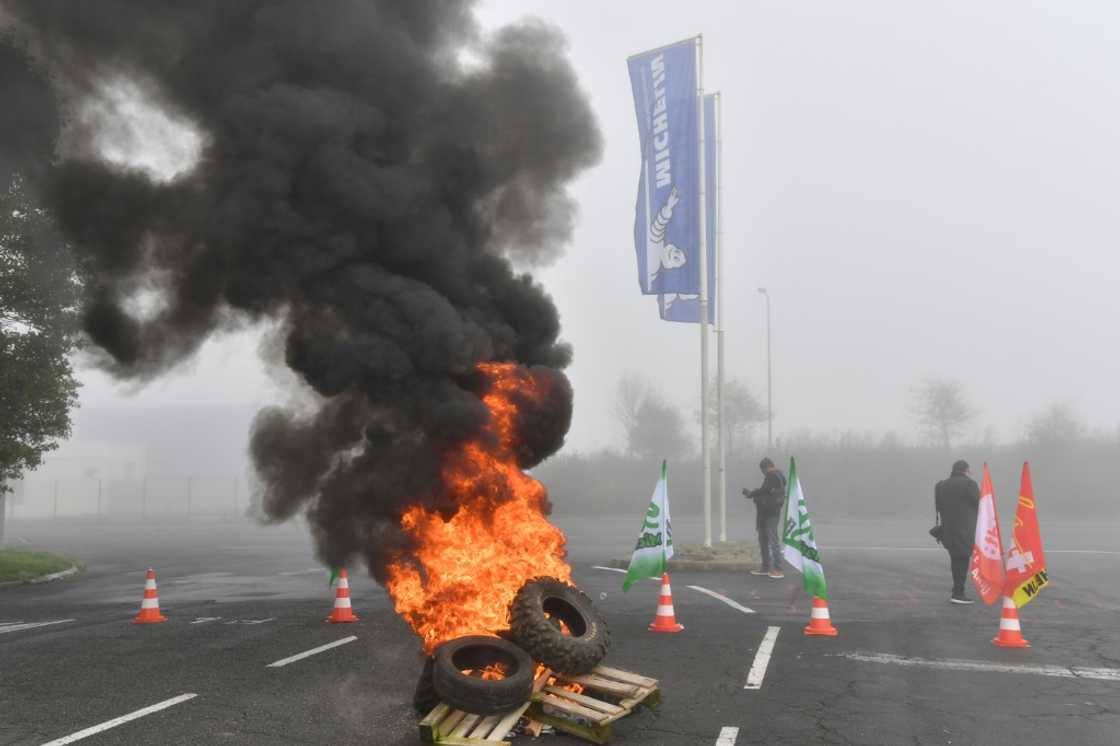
[992,596,1030,648]
[648,573,684,633]
[132,567,168,624]
[803,596,838,636]
[326,568,359,623]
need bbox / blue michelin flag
[659,93,717,323]
[628,38,700,296]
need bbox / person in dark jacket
[934,459,980,604]
[743,457,787,578]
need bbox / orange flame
[464,663,509,681]
[386,362,570,653]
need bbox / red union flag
[969,464,1005,605]
[1005,462,1049,607]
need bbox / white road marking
[591,566,658,581]
[266,636,358,668]
[744,626,781,690]
[278,568,325,576]
[30,566,80,584]
[687,585,755,614]
[837,652,1120,682]
[223,618,275,625]
[821,546,940,552]
[39,693,197,745]
[822,545,1120,555]
[715,726,740,745]
[0,619,75,635]
[190,617,222,625]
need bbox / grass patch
[0,549,77,583]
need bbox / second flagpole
[695,35,711,547]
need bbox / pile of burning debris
[414,576,608,715]
[362,363,659,742]
[413,577,660,745]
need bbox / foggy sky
[71,0,1120,455]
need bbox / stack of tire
[414,577,610,715]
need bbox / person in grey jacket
[934,460,980,604]
[743,457,787,578]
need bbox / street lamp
[757,288,772,449]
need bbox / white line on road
[715,726,739,745]
[223,618,276,625]
[822,546,940,552]
[39,693,197,745]
[0,619,75,635]
[837,652,1120,682]
[266,636,358,668]
[591,566,658,580]
[822,545,1120,555]
[744,626,781,690]
[687,585,755,614]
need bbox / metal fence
[8,476,250,520]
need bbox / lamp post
[757,287,772,449]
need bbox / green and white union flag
[782,457,828,600]
[623,460,674,591]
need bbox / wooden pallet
[419,664,659,745]
[526,665,660,745]
[418,701,532,746]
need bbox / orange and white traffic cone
[992,596,1030,648]
[803,596,838,637]
[132,567,168,624]
[326,568,359,623]
[648,573,684,633]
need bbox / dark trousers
[757,511,782,571]
[949,554,969,597]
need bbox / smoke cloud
[0,1,600,576]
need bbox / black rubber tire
[508,577,609,675]
[413,657,440,716]
[431,636,535,715]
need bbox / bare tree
[630,394,692,460]
[613,374,692,459]
[1025,403,1084,448]
[700,379,766,458]
[911,378,976,450]
[612,374,649,445]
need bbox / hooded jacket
[934,471,980,557]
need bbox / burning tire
[508,577,609,675]
[413,657,440,715]
[431,635,535,715]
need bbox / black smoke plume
[0,1,600,577]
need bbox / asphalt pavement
[1,514,1118,745]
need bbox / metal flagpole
[696,35,711,547]
[715,92,727,544]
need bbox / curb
[0,563,82,588]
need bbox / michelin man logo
[647,186,687,290]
